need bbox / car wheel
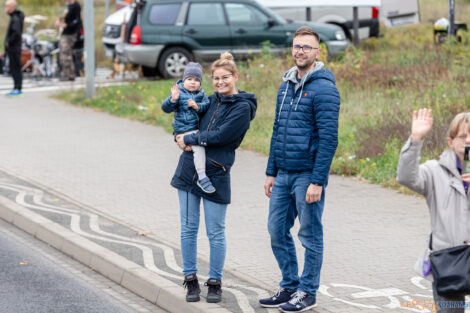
[158,47,191,79]
[142,65,159,77]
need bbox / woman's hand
[411,109,433,142]
[176,134,185,149]
[170,85,180,102]
[175,134,192,151]
[462,173,470,184]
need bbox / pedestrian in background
[172,53,257,304]
[4,0,24,97]
[397,109,470,313]
[56,0,81,81]
[259,26,340,312]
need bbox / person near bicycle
[56,0,81,81]
[4,0,24,96]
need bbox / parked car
[102,4,134,58]
[112,0,348,78]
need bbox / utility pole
[105,0,109,18]
[353,6,359,47]
[84,0,95,98]
[306,7,311,21]
[448,0,455,37]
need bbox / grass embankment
[56,0,470,191]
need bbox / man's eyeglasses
[211,74,233,82]
[292,45,319,53]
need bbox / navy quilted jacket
[266,63,340,186]
[161,80,210,134]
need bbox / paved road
[0,68,138,94]
[0,89,446,312]
[0,218,167,313]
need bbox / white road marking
[411,276,431,291]
[0,183,260,313]
[352,288,408,298]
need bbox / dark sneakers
[183,273,201,302]
[259,287,296,308]
[279,291,317,312]
[205,278,222,303]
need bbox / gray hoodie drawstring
[277,81,289,122]
[295,82,305,111]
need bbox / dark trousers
[433,282,466,313]
[7,49,22,91]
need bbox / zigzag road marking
[0,182,268,313]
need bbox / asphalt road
[0,219,167,313]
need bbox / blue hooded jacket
[266,63,340,186]
[161,80,210,134]
[171,91,257,204]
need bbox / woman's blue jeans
[268,170,325,296]
[178,189,227,279]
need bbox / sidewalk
[0,90,437,312]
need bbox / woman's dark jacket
[170,91,257,204]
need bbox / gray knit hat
[183,62,203,82]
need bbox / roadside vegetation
[52,0,468,191]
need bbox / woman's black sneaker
[183,273,201,302]
[205,278,222,303]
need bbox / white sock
[198,172,207,181]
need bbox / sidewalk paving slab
[0,90,444,312]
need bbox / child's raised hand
[188,99,199,110]
[170,85,180,102]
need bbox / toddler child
[161,62,215,194]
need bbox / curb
[0,196,231,313]
[0,165,271,293]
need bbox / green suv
[116,0,348,78]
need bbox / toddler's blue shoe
[197,177,216,194]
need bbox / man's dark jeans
[7,49,22,91]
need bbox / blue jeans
[268,170,325,295]
[178,189,227,279]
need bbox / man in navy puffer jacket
[259,26,340,312]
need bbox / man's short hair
[294,26,320,44]
[5,0,17,7]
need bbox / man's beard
[295,57,315,70]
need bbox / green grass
[55,0,470,192]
